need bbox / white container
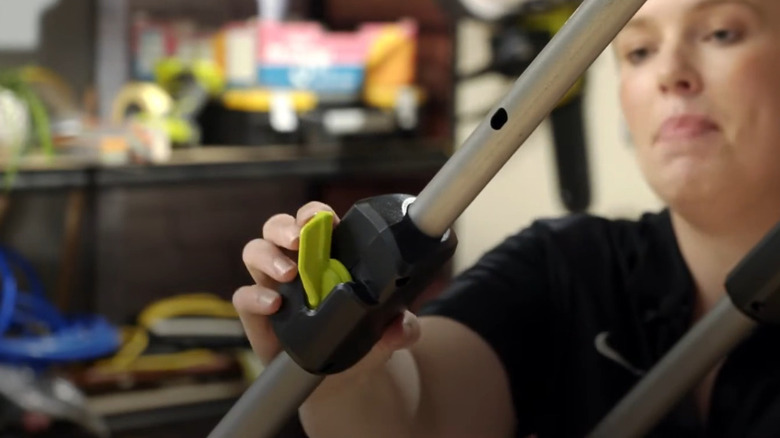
[225,21,258,88]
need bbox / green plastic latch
[298,211,352,309]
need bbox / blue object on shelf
[259,65,365,97]
[0,246,121,368]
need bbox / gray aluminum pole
[408,0,648,238]
[207,352,323,438]
[588,297,756,438]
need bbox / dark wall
[0,0,96,98]
[92,179,309,323]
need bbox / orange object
[213,29,227,78]
[100,136,128,153]
[364,19,418,90]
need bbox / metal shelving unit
[0,141,451,190]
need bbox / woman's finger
[296,202,341,228]
[233,285,282,363]
[242,238,298,287]
[263,213,301,251]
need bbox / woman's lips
[655,114,720,143]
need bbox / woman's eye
[626,47,651,65]
[706,28,742,44]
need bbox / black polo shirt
[419,210,780,437]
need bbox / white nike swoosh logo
[594,332,645,377]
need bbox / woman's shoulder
[511,209,676,258]
[482,209,683,291]
[454,208,681,292]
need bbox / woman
[234,0,780,436]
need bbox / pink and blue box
[256,19,418,104]
[259,21,366,101]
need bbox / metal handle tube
[208,352,324,438]
[408,0,648,238]
[588,296,756,438]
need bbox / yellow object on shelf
[153,58,187,95]
[138,292,238,329]
[133,112,196,146]
[365,21,418,90]
[363,84,426,110]
[91,293,241,375]
[111,82,173,124]
[191,59,226,96]
[154,57,226,97]
[362,20,425,111]
[93,326,220,374]
[112,81,200,145]
[222,88,318,113]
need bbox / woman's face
[616,0,780,218]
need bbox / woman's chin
[650,166,725,209]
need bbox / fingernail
[402,313,413,330]
[289,231,300,246]
[257,291,278,308]
[304,210,325,224]
[273,257,296,276]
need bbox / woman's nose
[657,48,702,96]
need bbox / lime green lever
[298,211,352,309]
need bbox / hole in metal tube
[491,108,508,130]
